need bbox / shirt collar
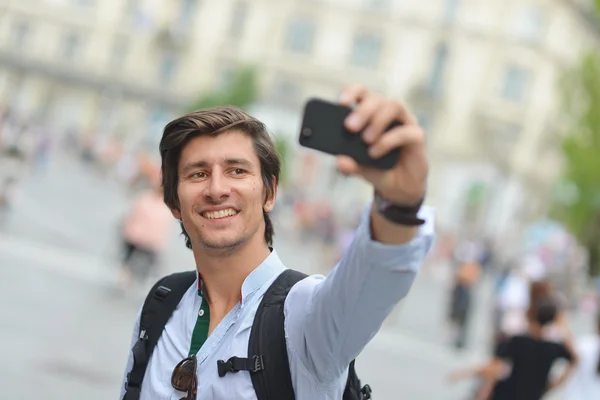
[195,249,286,305]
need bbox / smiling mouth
[201,208,239,219]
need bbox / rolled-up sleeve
[284,202,435,382]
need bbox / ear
[263,176,278,213]
[171,208,182,220]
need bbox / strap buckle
[361,384,372,399]
[217,358,234,377]
[217,355,265,377]
[123,377,141,400]
[154,285,171,300]
[250,355,264,372]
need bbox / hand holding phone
[297,84,428,209]
[298,98,401,170]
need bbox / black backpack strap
[248,269,308,400]
[344,360,372,400]
[122,271,197,400]
[244,268,372,400]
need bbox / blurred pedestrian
[0,176,18,225]
[450,300,577,400]
[565,312,600,399]
[447,259,481,349]
[33,131,52,173]
[118,185,174,290]
[493,254,565,351]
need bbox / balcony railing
[0,48,187,109]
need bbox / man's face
[172,130,275,254]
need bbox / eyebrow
[181,158,254,174]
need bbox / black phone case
[298,98,400,170]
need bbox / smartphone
[298,98,401,170]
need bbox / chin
[200,236,245,251]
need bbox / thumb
[336,155,360,175]
[335,155,382,183]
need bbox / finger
[335,155,360,176]
[338,83,369,106]
[336,155,381,183]
[368,125,425,159]
[397,100,418,125]
[344,94,383,133]
[361,102,401,145]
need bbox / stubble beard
[199,235,245,257]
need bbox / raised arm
[547,341,578,393]
[284,85,433,382]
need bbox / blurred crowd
[434,233,600,398]
[0,104,364,283]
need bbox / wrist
[370,205,419,245]
[373,190,425,226]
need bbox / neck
[192,235,271,311]
[529,324,543,339]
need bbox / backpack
[123,269,372,400]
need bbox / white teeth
[203,209,238,219]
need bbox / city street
[0,154,590,399]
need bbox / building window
[109,39,128,71]
[442,0,460,24]
[126,0,153,31]
[415,110,433,134]
[364,0,389,11]
[427,42,449,97]
[178,0,198,24]
[61,33,83,61]
[492,122,522,155]
[512,5,544,42]
[350,33,382,69]
[148,108,170,144]
[125,0,138,17]
[10,21,30,49]
[284,17,316,54]
[229,1,248,39]
[74,0,95,7]
[158,52,178,84]
[501,66,531,102]
[271,76,301,105]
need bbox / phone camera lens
[301,128,312,137]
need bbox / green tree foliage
[554,51,600,276]
[188,65,258,111]
[274,134,292,187]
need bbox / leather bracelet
[373,191,426,226]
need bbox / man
[120,84,434,399]
[450,300,576,400]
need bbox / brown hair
[527,280,553,323]
[159,106,281,249]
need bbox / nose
[203,171,231,202]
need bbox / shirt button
[198,309,205,317]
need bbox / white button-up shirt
[120,204,435,399]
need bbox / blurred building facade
[1,0,599,237]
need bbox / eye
[231,168,247,176]
[190,172,207,179]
